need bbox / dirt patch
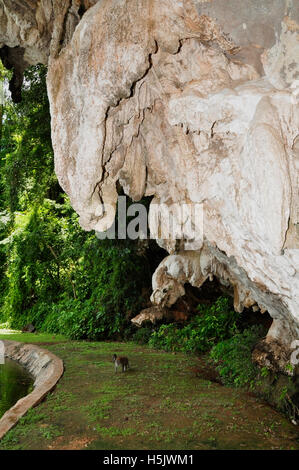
[189,357,223,384]
[48,436,95,450]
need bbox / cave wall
[1,0,299,367]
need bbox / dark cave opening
[78,4,86,19]
[172,277,273,332]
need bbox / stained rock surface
[1,0,299,368]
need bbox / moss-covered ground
[0,331,298,450]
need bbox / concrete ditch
[0,340,64,439]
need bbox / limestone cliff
[1,0,298,371]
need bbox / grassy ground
[0,329,66,343]
[0,331,298,450]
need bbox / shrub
[148,297,238,354]
[132,326,154,344]
[209,325,266,388]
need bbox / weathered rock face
[131,306,189,328]
[0,0,96,100]
[1,1,299,368]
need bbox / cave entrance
[170,277,234,316]
[176,278,273,332]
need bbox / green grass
[0,328,67,343]
[0,330,298,450]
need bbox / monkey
[112,354,129,373]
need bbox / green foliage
[148,297,239,354]
[1,202,150,338]
[132,326,154,344]
[209,325,266,388]
[0,65,57,212]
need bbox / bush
[0,197,151,339]
[209,325,266,388]
[148,297,238,354]
[40,299,100,340]
[132,326,154,344]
